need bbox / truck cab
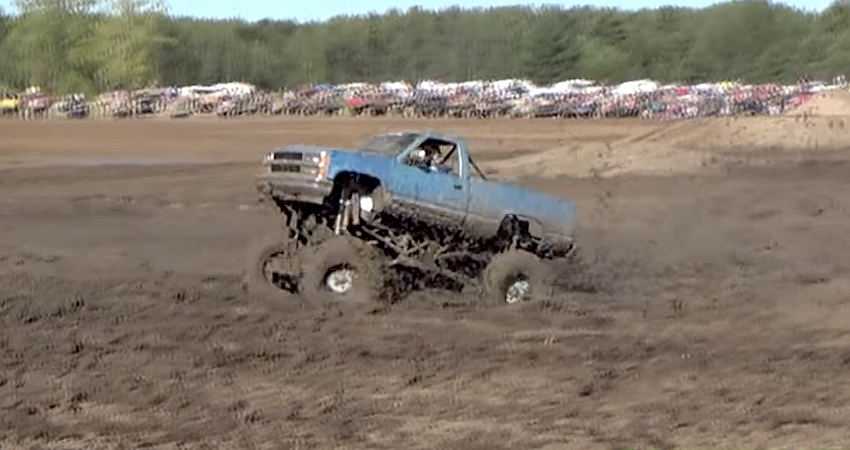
[381,131,479,228]
[363,131,574,247]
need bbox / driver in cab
[409,141,452,174]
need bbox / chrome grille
[271,165,301,173]
[267,151,320,177]
[273,152,303,160]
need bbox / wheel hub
[505,276,531,304]
[325,268,356,294]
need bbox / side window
[438,143,461,177]
[405,138,462,177]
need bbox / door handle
[453,184,462,190]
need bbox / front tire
[245,230,304,302]
[482,250,555,306]
[302,235,387,307]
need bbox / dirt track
[2,114,850,449]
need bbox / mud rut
[2,119,850,449]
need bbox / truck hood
[268,144,397,185]
[271,144,340,156]
[272,144,380,156]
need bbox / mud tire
[245,230,305,302]
[301,235,387,307]
[482,250,555,306]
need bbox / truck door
[395,139,469,225]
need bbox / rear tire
[301,235,388,307]
[482,250,554,306]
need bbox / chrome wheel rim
[505,276,531,303]
[326,268,356,294]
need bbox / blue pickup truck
[250,130,577,306]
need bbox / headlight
[262,152,274,165]
[359,196,373,212]
[316,151,330,180]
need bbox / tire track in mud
[3,258,848,450]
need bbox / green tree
[1,0,850,91]
[523,8,582,83]
[4,0,100,92]
[85,0,173,89]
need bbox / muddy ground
[2,116,850,449]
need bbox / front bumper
[256,174,334,205]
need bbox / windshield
[358,133,419,155]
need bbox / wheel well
[329,172,382,204]
[496,214,543,242]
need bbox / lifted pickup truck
[249,130,577,306]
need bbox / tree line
[0,0,849,95]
